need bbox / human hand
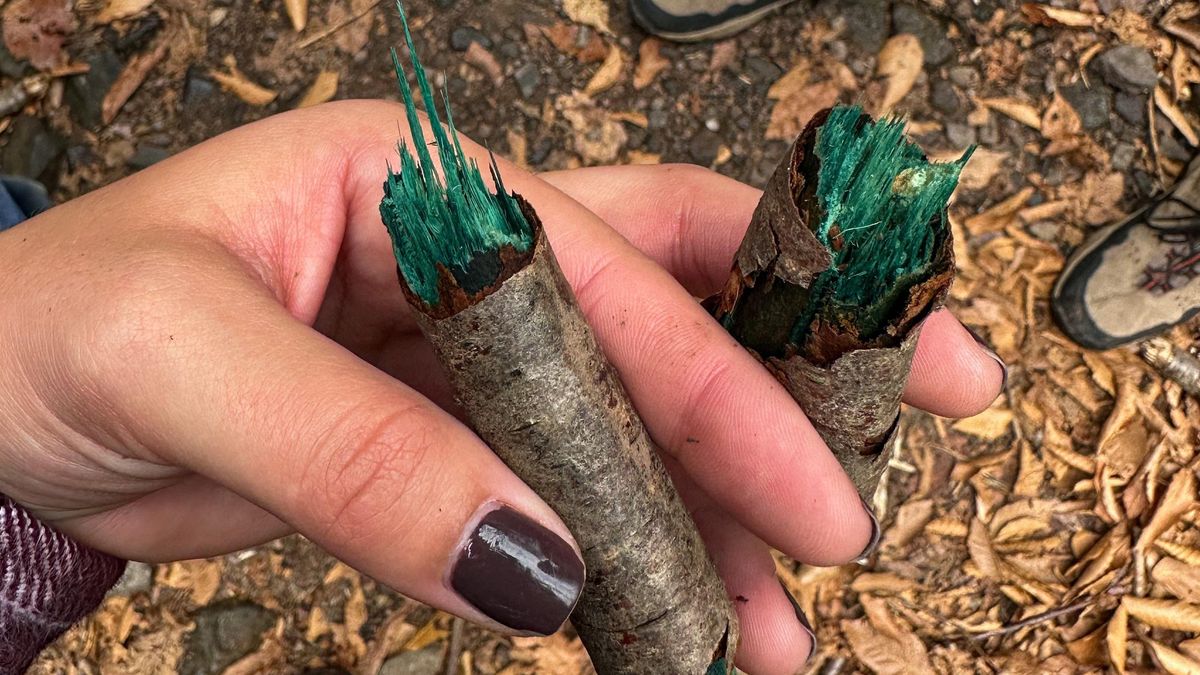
[0,101,1003,674]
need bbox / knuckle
[300,405,437,545]
[670,357,733,456]
[571,252,626,319]
[77,253,200,387]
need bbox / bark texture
[407,220,736,675]
[709,109,955,502]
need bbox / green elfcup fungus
[378,6,737,674]
[709,106,972,502]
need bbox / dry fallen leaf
[1153,557,1200,604]
[506,129,528,169]
[584,44,625,96]
[768,60,811,100]
[1041,91,1082,142]
[952,406,1013,440]
[633,37,669,90]
[626,150,661,164]
[157,559,222,605]
[968,517,1005,579]
[1156,84,1200,146]
[1146,639,1200,675]
[957,147,1008,191]
[1042,420,1097,474]
[210,63,278,106]
[510,631,592,674]
[1021,3,1101,28]
[843,617,934,675]
[1123,596,1200,633]
[557,92,627,164]
[978,96,1043,130]
[465,42,503,86]
[765,63,840,141]
[1013,441,1046,498]
[284,0,307,31]
[1182,638,1200,664]
[1109,604,1128,675]
[876,34,923,115]
[562,0,612,34]
[2,0,75,70]
[296,70,338,108]
[102,37,169,124]
[327,0,374,56]
[882,499,934,550]
[1137,468,1197,551]
[95,0,154,23]
[1158,540,1200,566]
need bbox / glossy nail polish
[855,496,881,565]
[964,325,1008,390]
[779,580,818,664]
[450,506,585,635]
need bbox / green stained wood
[379,2,534,306]
[793,105,972,343]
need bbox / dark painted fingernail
[451,505,585,635]
[964,325,1008,390]
[855,496,881,565]
[779,580,818,664]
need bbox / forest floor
[7,0,1200,672]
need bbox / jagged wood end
[794,105,971,354]
[714,105,968,366]
[378,1,535,311]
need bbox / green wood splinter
[379,5,737,674]
[710,106,972,502]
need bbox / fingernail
[451,505,585,635]
[855,495,881,565]
[964,325,1008,390]
[779,580,818,664]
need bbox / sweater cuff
[0,495,126,673]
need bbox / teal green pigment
[379,2,534,306]
[791,106,972,343]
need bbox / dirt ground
[7,0,1200,672]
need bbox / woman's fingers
[343,102,874,565]
[540,164,1005,418]
[907,309,1006,416]
[54,242,585,636]
[70,476,294,562]
[538,164,759,297]
[665,455,815,675]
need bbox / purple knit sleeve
[0,495,125,673]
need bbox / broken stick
[378,9,737,674]
[709,106,971,501]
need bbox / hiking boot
[1052,157,1200,350]
[629,0,796,42]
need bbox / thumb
[77,252,585,636]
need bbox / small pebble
[1114,91,1147,126]
[945,122,976,148]
[1111,143,1136,172]
[705,118,720,132]
[948,66,979,89]
[1097,44,1157,92]
[689,129,722,165]
[450,26,492,52]
[513,63,540,99]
